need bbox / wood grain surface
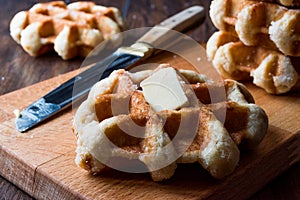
[0,44,300,200]
[0,0,299,199]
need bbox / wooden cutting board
[0,50,299,200]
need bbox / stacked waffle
[73,64,268,181]
[207,0,300,94]
[9,1,125,60]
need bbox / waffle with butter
[73,64,268,181]
[10,1,125,60]
[207,31,300,94]
[210,0,300,56]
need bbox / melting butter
[140,67,188,112]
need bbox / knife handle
[137,6,205,47]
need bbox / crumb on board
[13,109,21,118]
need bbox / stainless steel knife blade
[15,5,205,132]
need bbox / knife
[15,6,205,132]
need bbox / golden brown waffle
[73,64,268,181]
[210,0,300,56]
[207,31,300,94]
[9,1,125,60]
[252,0,300,7]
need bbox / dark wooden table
[0,0,299,199]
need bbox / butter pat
[140,67,188,112]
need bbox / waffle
[252,0,300,7]
[210,0,300,56]
[9,1,125,60]
[73,64,268,181]
[207,31,300,94]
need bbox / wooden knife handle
[137,6,205,47]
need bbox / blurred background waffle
[9,1,125,60]
[208,0,300,94]
[207,31,300,94]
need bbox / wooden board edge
[0,69,80,106]
[32,151,86,200]
[26,129,300,200]
[0,145,36,196]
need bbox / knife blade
[15,5,205,132]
